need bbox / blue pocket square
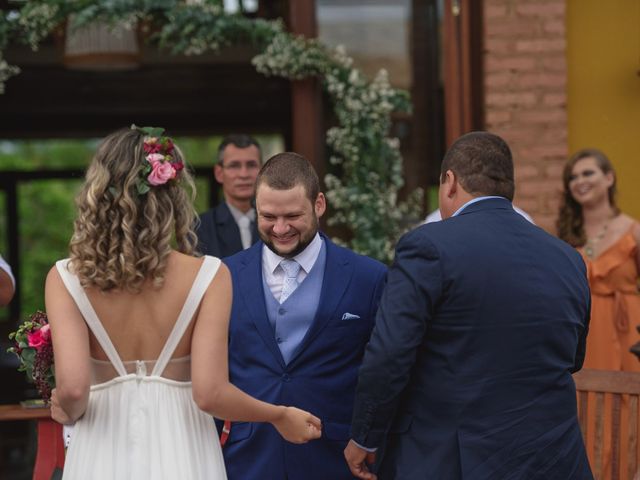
[341,313,360,321]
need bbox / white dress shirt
[262,233,322,300]
[424,198,534,224]
[227,203,256,250]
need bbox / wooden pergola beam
[288,0,324,179]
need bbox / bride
[46,126,321,479]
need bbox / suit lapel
[236,243,286,368]
[216,202,243,254]
[288,238,354,366]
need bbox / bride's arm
[191,264,321,444]
[45,267,91,422]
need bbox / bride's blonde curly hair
[69,127,198,292]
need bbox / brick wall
[483,0,568,232]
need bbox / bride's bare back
[84,251,211,362]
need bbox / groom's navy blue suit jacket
[222,233,386,480]
[351,198,593,479]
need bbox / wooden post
[442,0,484,147]
[33,419,65,480]
[288,0,324,179]
[0,405,65,479]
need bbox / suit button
[282,373,291,382]
[276,337,283,344]
[278,308,286,315]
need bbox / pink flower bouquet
[7,311,55,402]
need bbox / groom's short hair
[256,152,320,202]
[440,131,515,201]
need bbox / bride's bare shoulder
[168,251,230,287]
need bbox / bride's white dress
[55,256,228,480]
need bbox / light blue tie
[279,259,301,304]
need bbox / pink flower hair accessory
[131,125,184,195]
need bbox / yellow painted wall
[567,0,640,218]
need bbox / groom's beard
[260,216,319,259]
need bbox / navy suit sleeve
[572,281,591,373]
[350,229,442,448]
[368,266,388,320]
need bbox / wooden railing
[574,369,640,480]
[0,404,64,480]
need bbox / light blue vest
[263,241,327,364]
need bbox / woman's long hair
[68,128,198,291]
[556,148,618,247]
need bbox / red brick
[517,180,547,197]
[494,126,567,147]
[485,56,536,72]
[515,39,566,53]
[515,72,566,88]
[485,21,540,38]
[544,162,566,181]
[542,93,566,107]
[515,3,565,17]
[543,20,565,34]
[520,144,569,159]
[518,179,562,197]
[516,109,567,124]
[483,0,567,225]
[486,92,538,107]
[540,56,566,72]
[485,72,512,88]
[485,109,512,126]
[514,163,541,180]
[484,0,511,6]
[485,38,513,54]
[543,192,565,213]
[485,4,508,18]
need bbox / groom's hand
[344,440,377,480]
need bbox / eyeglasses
[221,161,260,171]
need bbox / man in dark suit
[196,134,261,257]
[222,152,387,480]
[345,132,593,479]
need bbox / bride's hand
[50,388,74,425]
[272,406,322,444]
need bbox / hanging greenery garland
[0,1,423,263]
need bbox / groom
[222,152,387,479]
[346,132,593,479]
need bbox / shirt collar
[227,202,256,223]
[451,196,507,217]
[263,232,323,274]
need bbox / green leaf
[131,125,165,138]
[21,348,35,363]
[137,182,150,196]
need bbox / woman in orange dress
[557,148,640,479]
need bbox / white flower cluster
[18,3,60,51]
[0,55,20,94]
[253,33,327,80]
[319,49,419,261]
